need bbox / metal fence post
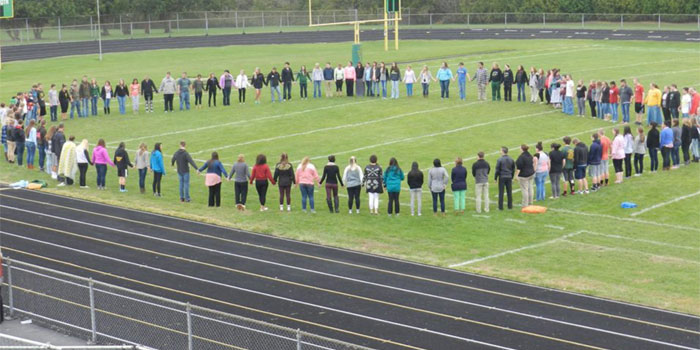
[467,13,470,26]
[658,14,661,29]
[235,11,238,28]
[88,279,97,344]
[620,14,623,28]
[90,16,94,38]
[581,14,585,28]
[205,11,209,35]
[58,17,62,42]
[296,329,302,350]
[261,12,264,27]
[542,13,545,27]
[147,15,151,34]
[429,13,432,28]
[287,11,290,26]
[333,10,336,23]
[504,12,507,27]
[176,13,180,32]
[186,303,193,350]
[119,15,122,33]
[130,22,133,39]
[25,18,29,41]
[354,9,358,22]
[7,257,14,317]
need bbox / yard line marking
[583,231,700,251]
[630,190,700,217]
[472,214,491,219]
[10,191,698,322]
[5,216,685,349]
[561,240,700,266]
[449,231,585,268]
[632,68,700,79]
[192,102,484,156]
[108,99,377,145]
[304,110,557,162]
[571,57,687,73]
[545,225,565,230]
[505,218,526,224]
[546,208,700,233]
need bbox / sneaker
[418,212,422,216]
[280,205,284,211]
[349,210,353,214]
[57,182,66,187]
[260,207,265,212]
[356,209,360,214]
[310,210,316,214]
[584,190,590,194]
[80,186,89,189]
[634,173,641,177]
[287,205,291,212]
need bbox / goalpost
[307,0,402,52]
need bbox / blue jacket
[451,165,467,191]
[588,140,602,165]
[660,127,674,147]
[199,160,228,178]
[383,166,405,193]
[323,68,334,81]
[150,150,165,174]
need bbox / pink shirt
[295,164,319,185]
[611,135,625,160]
[130,84,140,97]
[92,145,115,166]
[343,66,356,80]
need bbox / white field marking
[570,57,687,74]
[583,231,700,251]
[419,45,596,68]
[4,225,691,350]
[546,208,700,233]
[505,218,526,224]
[545,225,565,230]
[18,190,699,319]
[599,46,700,54]
[449,231,585,268]
[108,99,377,145]
[561,239,700,266]
[630,190,700,217]
[472,214,491,219]
[1,232,518,350]
[631,68,700,80]
[192,102,484,156]
[303,110,557,162]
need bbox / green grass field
[1,39,699,314]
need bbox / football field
[1,38,699,316]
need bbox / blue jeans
[372,81,380,97]
[647,106,661,125]
[81,98,89,117]
[117,96,127,114]
[563,96,574,115]
[391,80,399,99]
[601,103,610,118]
[70,100,81,119]
[270,86,281,102]
[458,80,466,100]
[621,102,631,123]
[38,144,46,169]
[517,82,526,102]
[299,184,315,210]
[179,91,190,110]
[139,168,148,190]
[431,190,446,213]
[313,80,322,98]
[96,164,107,187]
[15,142,24,166]
[25,141,36,166]
[440,80,450,98]
[610,103,619,122]
[178,172,190,200]
[91,96,98,115]
[535,171,548,201]
[381,81,387,98]
[672,145,680,166]
[406,83,413,97]
[422,83,429,96]
[50,106,57,121]
[648,147,659,171]
[103,98,111,111]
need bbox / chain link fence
[0,333,140,349]
[0,11,698,45]
[1,258,374,350]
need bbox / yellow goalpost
[307,0,402,51]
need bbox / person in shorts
[598,128,611,186]
[633,78,645,125]
[588,133,602,192]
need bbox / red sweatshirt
[250,164,275,185]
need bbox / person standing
[377,62,389,99]
[515,65,528,102]
[488,63,503,101]
[319,155,344,213]
[623,126,635,177]
[572,138,589,194]
[135,143,150,194]
[681,119,692,165]
[198,152,228,208]
[333,63,345,97]
[534,142,550,200]
[150,143,165,197]
[389,62,401,99]
[91,138,114,190]
[171,141,198,202]
[588,134,602,192]
[528,67,539,103]
[228,154,251,210]
[344,61,356,97]
[355,62,365,97]
[312,63,324,99]
[451,157,467,214]
[206,73,220,107]
[611,128,625,183]
[113,142,134,192]
[75,139,92,188]
[100,81,112,115]
[23,120,36,169]
[273,153,295,211]
[323,63,334,98]
[419,65,435,98]
[176,72,191,111]
[406,161,423,216]
[609,81,620,123]
[364,62,374,97]
[219,70,235,106]
[576,80,587,116]
[515,144,535,206]
[235,70,250,104]
[436,62,454,99]
[645,83,662,125]
[363,155,383,215]
[114,79,129,115]
[130,78,140,114]
[48,84,59,121]
[671,119,682,168]
[474,62,489,101]
[57,135,77,186]
[281,62,295,101]
[403,65,416,98]
[668,85,681,120]
[89,79,100,116]
[661,86,671,122]
[587,80,597,118]
[141,76,158,113]
[12,120,25,167]
[548,143,565,199]
[79,76,90,118]
[69,80,81,119]
[659,121,674,170]
[428,158,449,216]
[267,67,282,103]
[561,137,576,195]
[343,156,364,214]
[471,152,490,212]
[296,66,310,100]
[633,127,646,175]
[383,158,404,216]
[598,129,611,187]
[619,79,633,123]
[456,62,469,101]
[296,157,319,213]
[502,64,514,102]
[646,122,660,172]
[494,147,515,210]
[159,72,176,113]
[193,74,205,109]
[561,75,575,115]
[251,68,265,105]
[633,78,645,125]
[36,119,47,171]
[51,124,66,180]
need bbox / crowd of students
[3,60,700,216]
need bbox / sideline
[630,190,700,217]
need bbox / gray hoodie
[229,162,251,182]
[159,76,177,94]
[428,167,449,193]
[343,165,363,188]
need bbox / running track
[0,189,699,349]
[4,28,699,62]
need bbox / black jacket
[206,77,219,91]
[266,72,281,87]
[503,69,514,85]
[515,151,534,178]
[646,128,660,149]
[114,85,128,97]
[488,69,503,83]
[495,155,515,180]
[273,162,296,187]
[52,131,66,158]
[281,68,295,83]
[515,70,528,84]
[681,125,692,147]
[574,142,589,167]
[406,170,423,189]
[113,147,133,169]
[319,164,344,186]
[251,73,265,89]
[141,79,158,95]
[668,91,681,109]
[450,165,467,191]
[12,127,25,143]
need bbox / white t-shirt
[681,94,691,114]
[566,80,575,97]
[403,70,416,84]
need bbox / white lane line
[303,110,556,162]
[108,100,377,145]
[561,239,700,266]
[20,189,700,319]
[571,57,686,73]
[472,214,490,219]
[2,231,517,350]
[630,190,700,217]
[505,218,526,224]
[545,225,565,230]
[449,231,585,268]
[192,102,484,156]
[7,206,696,347]
[546,208,700,233]
[584,231,700,251]
[632,68,700,79]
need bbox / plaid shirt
[1,125,8,144]
[475,68,488,85]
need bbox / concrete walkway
[0,318,87,346]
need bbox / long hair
[388,157,400,172]
[300,156,310,171]
[209,152,219,166]
[348,156,359,171]
[97,139,106,147]
[154,142,162,153]
[77,139,89,152]
[117,142,126,150]
[45,126,56,142]
[279,152,289,165]
[624,126,632,136]
[408,161,421,177]
[25,119,35,135]
[256,154,267,165]
[637,127,645,143]
[138,143,148,156]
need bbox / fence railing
[0,333,143,349]
[1,258,374,350]
[1,11,698,45]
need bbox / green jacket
[296,71,310,84]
